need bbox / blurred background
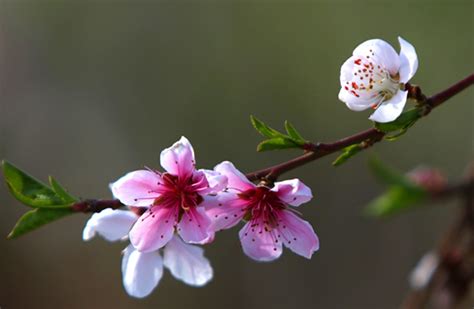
[0,1,472,308]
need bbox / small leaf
[384,128,408,141]
[375,108,421,133]
[8,208,75,239]
[364,186,427,217]
[2,160,65,207]
[250,115,285,139]
[332,144,362,166]
[284,121,305,144]
[49,176,77,203]
[257,137,299,152]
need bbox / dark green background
[0,1,472,308]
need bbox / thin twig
[246,73,474,182]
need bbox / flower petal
[129,206,177,252]
[369,89,408,123]
[339,88,372,111]
[83,209,137,242]
[178,207,213,244]
[398,36,418,83]
[277,210,319,259]
[163,236,213,286]
[205,191,247,231]
[110,170,162,207]
[199,169,228,194]
[272,179,312,207]
[353,39,400,75]
[160,136,196,177]
[214,161,254,191]
[121,245,163,298]
[339,56,379,109]
[239,220,282,262]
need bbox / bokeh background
[0,1,472,308]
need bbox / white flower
[338,36,418,123]
[83,208,213,298]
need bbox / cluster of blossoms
[84,137,319,297]
[83,37,419,298]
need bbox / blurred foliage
[364,157,428,217]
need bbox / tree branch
[246,73,474,182]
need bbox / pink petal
[160,136,196,178]
[110,170,162,207]
[177,207,213,244]
[272,179,312,207]
[129,206,177,252]
[204,191,247,231]
[199,169,228,194]
[214,161,254,191]
[239,219,282,262]
[277,210,319,259]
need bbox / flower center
[153,173,203,213]
[344,51,400,107]
[238,186,285,227]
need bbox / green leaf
[49,176,77,203]
[364,186,427,217]
[284,121,305,144]
[374,108,421,133]
[250,115,285,139]
[8,208,74,239]
[332,144,362,166]
[2,160,66,207]
[257,137,299,152]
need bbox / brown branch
[246,73,474,182]
[71,199,123,213]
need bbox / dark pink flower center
[238,186,285,228]
[153,172,205,217]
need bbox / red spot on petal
[354,59,362,65]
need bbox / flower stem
[246,73,474,182]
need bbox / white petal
[338,56,379,109]
[398,37,418,83]
[338,88,371,111]
[353,39,400,75]
[163,236,213,286]
[82,209,137,242]
[409,251,439,290]
[122,245,163,298]
[369,90,408,123]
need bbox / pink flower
[83,208,214,298]
[110,137,227,253]
[207,161,319,262]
